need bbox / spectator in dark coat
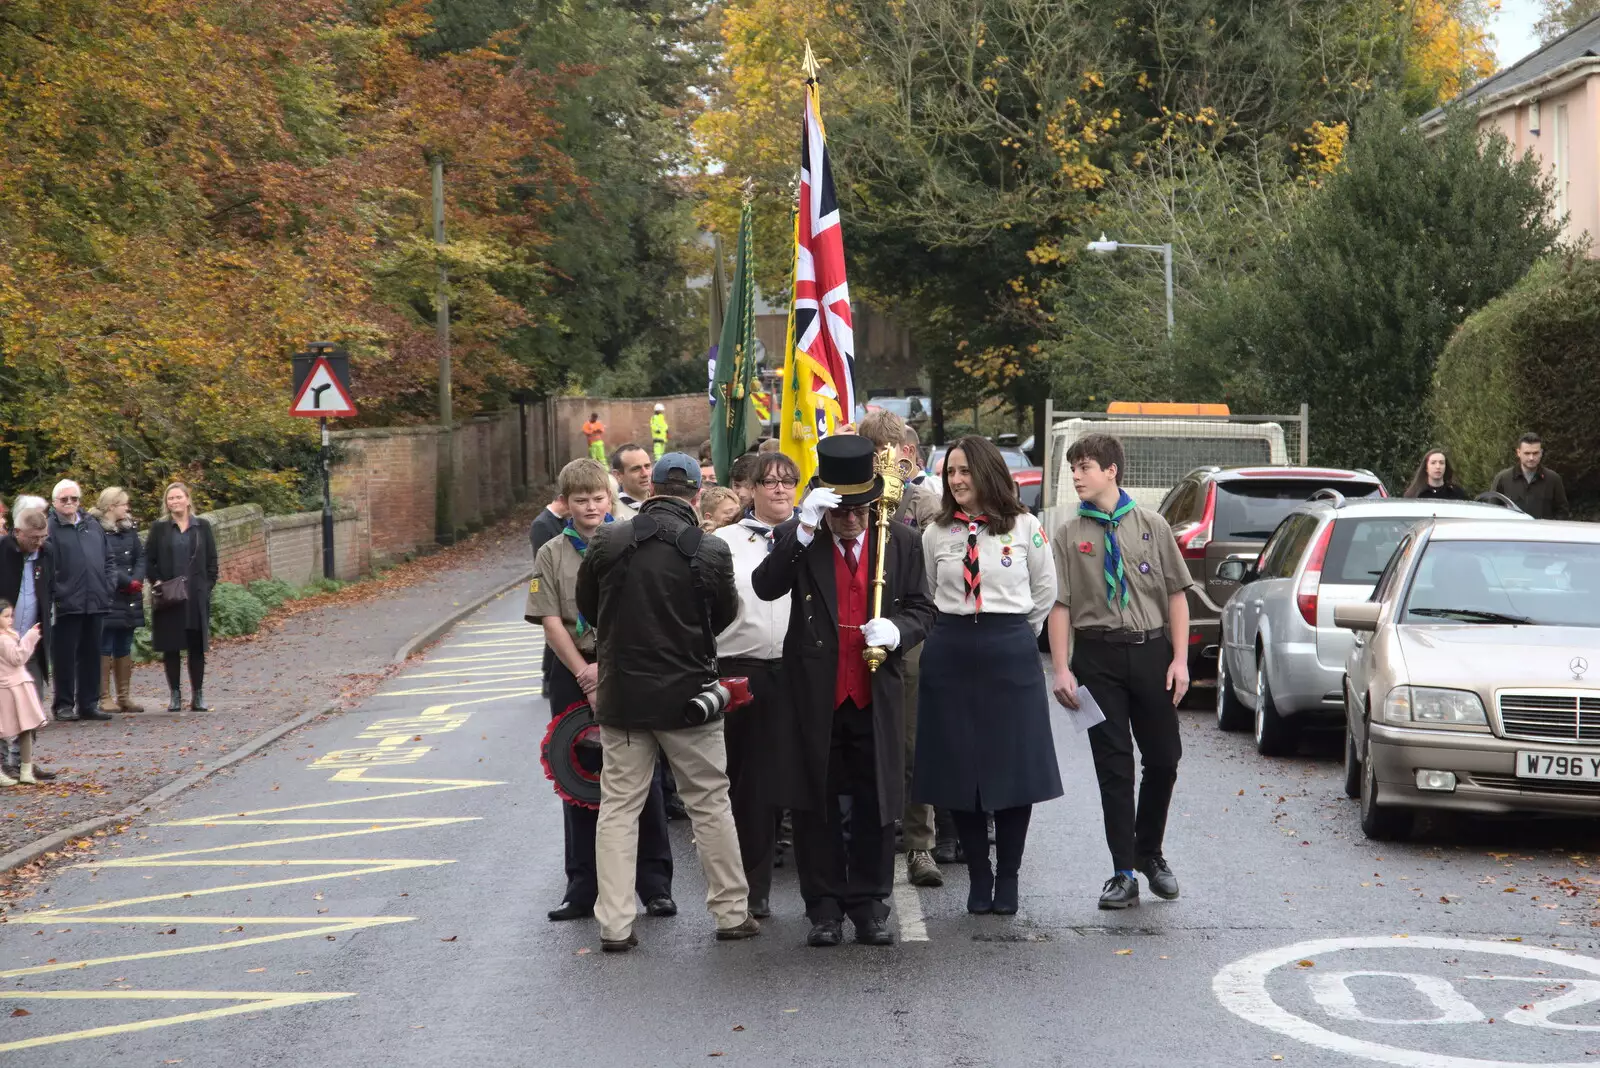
[1491,432,1569,519]
[48,479,116,721]
[146,482,218,712]
[0,507,57,776]
[91,487,147,714]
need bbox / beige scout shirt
[892,479,942,532]
[526,533,595,655]
[1052,505,1193,633]
[922,511,1056,633]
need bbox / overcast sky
[1490,0,1544,68]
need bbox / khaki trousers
[596,720,749,940]
[901,643,936,851]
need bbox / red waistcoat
[834,535,872,709]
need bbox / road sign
[290,356,357,418]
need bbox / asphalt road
[6,590,1600,1067]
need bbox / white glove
[862,617,901,651]
[798,486,842,528]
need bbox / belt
[1074,626,1166,645]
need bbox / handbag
[152,523,199,610]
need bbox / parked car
[1160,467,1386,683]
[1215,496,1532,755]
[1336,519,1600,840]
[1013,468,1042,514]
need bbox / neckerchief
[1079,491,1137,607]
[953,510,987,609]
[562,517,611,634]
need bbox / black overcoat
[751,516,936,822]
[146,516,219,652]
[0,536,55,681]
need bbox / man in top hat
[752,435,936,947]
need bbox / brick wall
[207,505,271,585]
[547,393,710,476]
[329,425,445,566]
[263,508,363,585]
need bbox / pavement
[6,592,1600,1066]
[0,504,540,861]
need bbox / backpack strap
[602,513,717,673]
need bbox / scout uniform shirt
[526,531,596,656]
[893,478,942,532]
[922,511,1056,633]
[1051,503,1194,633]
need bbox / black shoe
[601,932,639,953]
[78,707,114,721]
[993,874,1019,915]
[967,864,994,915]
[1137,856,1180,900]
[664,795,689,821]
[806,919,843,947]
[190,690,210,712]
[167,688,183,712]
[932,839,960,865]
[715,916,761,941]
[53,707,79,722]
[1,764,16,780]
[27,764,57,782]
[748,896,771,919]
[644,896,677,918]
[547,900,594,922]
[1098,873,1141,910]
[853,916,895,946]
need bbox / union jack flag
[781,80,856,483]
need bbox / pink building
[1422,14,1600,246]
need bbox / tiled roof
[1422,11,1600,123]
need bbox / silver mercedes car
[1336,519,1600,840]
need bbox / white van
[1041,417,1288,534]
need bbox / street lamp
[1086,233,1174,339]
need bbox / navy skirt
[911,613,1064,812]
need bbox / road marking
[0,991,356,1052]
[891,854,929,943]
[1214,935,1600,1067]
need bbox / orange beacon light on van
[1105,401,1231,416]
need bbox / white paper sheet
[1064,686,1106,733]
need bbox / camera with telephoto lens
[682,676,753,726]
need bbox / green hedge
[1432,256,1600,504]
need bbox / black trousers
[163,629,207,691]
[721,656,782,904]
[545,656,672,905]
[51,612,103,714]
[792,699,894,924]
[1072,635,1183,872]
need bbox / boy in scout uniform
[528,458,674,923]
[1046,433,1193,910]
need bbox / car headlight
[1383,686,1487,728]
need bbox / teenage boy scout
[528,457,673,924]
[1046,433,1193,911]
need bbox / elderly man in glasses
[47,480,117,721]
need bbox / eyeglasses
[829,504,870,517]
[758,478,799,490]
[55,496,79,503]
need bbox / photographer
[576,453,761,952]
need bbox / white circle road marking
[1213,935,1600,1068]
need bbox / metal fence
[1041,404,1309,509]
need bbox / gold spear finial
[802,39,822,83]
[741,175,756,204]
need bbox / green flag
[711,200,757,486]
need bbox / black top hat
[813,435,884,507]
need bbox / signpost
[290,343,357,579]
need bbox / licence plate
[1516,750,1600,782]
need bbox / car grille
[1470,773,1600,796]
[1497,692,1600,743]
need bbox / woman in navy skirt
[912,436,1062,914]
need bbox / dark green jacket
[1491,466,1568,519]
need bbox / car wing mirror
[1217,559,1252,584]
[1333,601,1381,633]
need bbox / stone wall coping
[202,504,263,526]
[331,425,448,442]
[264,506,358,531]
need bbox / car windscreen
[1322,517,1420,585]
[1214,479,1383,541]
[1016,481,1041,511]
[1403,540,1600,627]
[1121,436,1275,489]
[999,448,1030,470]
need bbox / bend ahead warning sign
[290,356,357,418]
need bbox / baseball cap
[651,451,702,487]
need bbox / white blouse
[921,511,1057,633]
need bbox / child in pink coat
[0,600,47,786]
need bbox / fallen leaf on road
[296,971,311,975]
[1297,960,1315,968]
[575,947,590,955]
[1272,1057,1283,1062]
[11,1008,29,1017]
[709,1054,724,1058]
[221,926,244,933]
[160,928,176,935]
[440,935,457,942]
[1502,937,1524,942]
[1115,948,1132,955]
[247,968,265,973]
[1440,897,1450,904]
[325,935,336,941]
[732,1025,745,1031]
[1237,789,1245,796]
[1504,887,1520,894]
[783,1008,798,1013]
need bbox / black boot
[951,809,993,914]
[167,687,183,712]
[190,689,210,712]
[992,805,1032,916]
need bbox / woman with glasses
[911,435,1061,915]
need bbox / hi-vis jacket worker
[582,413,606,462]
[650,403,669,460]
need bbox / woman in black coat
[146,481,218,712]
[90,487,146,713]
[1402,448,1469,500]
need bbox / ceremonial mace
[863,445,917,672]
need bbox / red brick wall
[205,505,271,585]
[330,425,444,565]
[549,393,710,473]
